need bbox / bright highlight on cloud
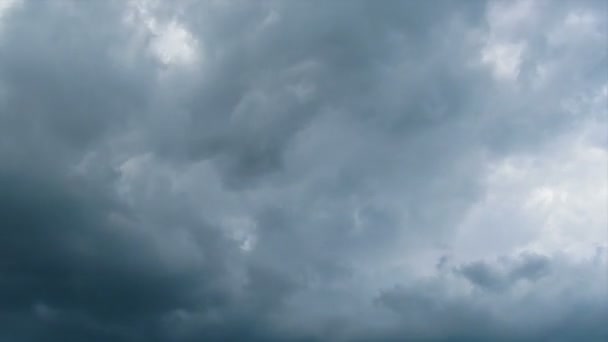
[0,0,606,341]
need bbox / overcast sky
[0,0,606,341]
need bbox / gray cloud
[0,0,606,341]
[377,252,607,341]
[457,252,551,292]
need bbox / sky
[0,0,606,341]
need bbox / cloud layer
[0,0,606,341]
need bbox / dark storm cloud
[0,0,606,341]
[145,0,488,186]
[0,151,242,340]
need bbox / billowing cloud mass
[0,0,606,341]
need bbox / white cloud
[482,41,525,81]
[124,0,201,67]
[454,100,607,263]
[0,0,20,32]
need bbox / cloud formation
[0,0,606,341]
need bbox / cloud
[0,0,605,340]
[377,251,607,341]
[457,252,551,293]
